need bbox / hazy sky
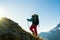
[0,0,60,34]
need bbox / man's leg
[34,25,38,36]
[30,25,34,34]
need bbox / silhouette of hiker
[27,14,39,36]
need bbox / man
[27,14,39,36]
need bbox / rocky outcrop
[0,17,42,40]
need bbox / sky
[0,0,60,34]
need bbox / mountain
[39,23,60,40]
[48,23,60,40]
[0,17,42,40]
[39,32,48,40]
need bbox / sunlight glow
[0,18,2,20]
[0,6,6,18]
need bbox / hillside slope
[0,17,42,40]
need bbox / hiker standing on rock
[27,14,39,36]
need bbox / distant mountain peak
[56,23,60,28]
[39,23,60,40]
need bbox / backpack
[32,14,39,25]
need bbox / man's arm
[27,18,33,22]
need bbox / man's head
[32,14,38,17]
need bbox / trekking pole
[27,21,29,27]
[38,24,40,27]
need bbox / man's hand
[27,19,29,21]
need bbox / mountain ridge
[39,23,60,40]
